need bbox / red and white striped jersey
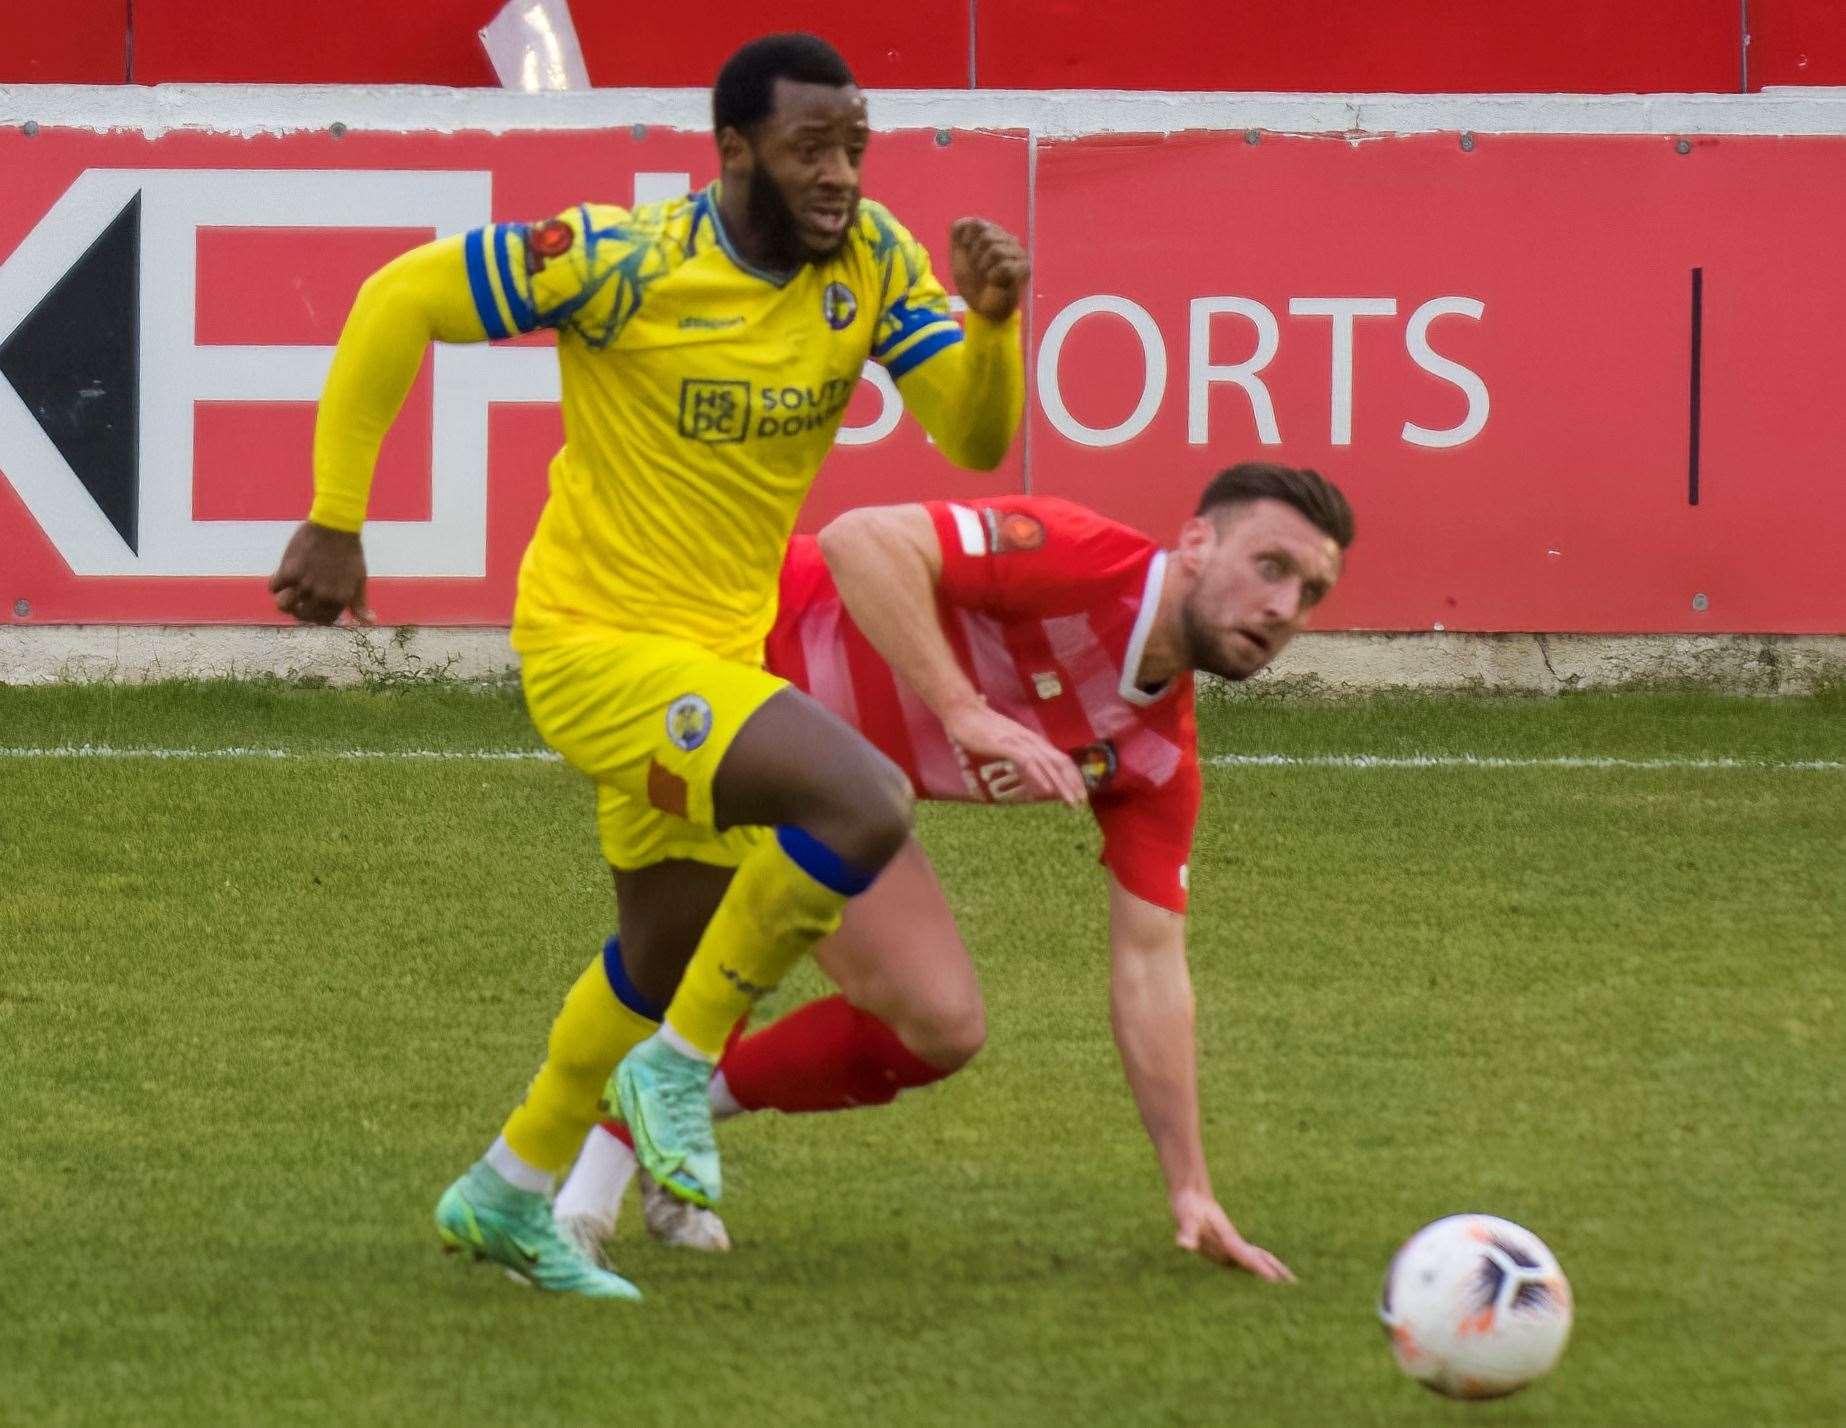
[766,495,1201,913]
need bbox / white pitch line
[0,745,1839,771]
[0,744,563,762]
[1207,753,1845,771]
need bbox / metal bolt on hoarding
[1460,132,1475,151]
[1691,593,1710,611]
[1676,138,1693,155]
[631,123,647,140]
[21,121,38,137]
[12,599,29,617]
[935,129,952,147]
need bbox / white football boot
[640,1168,732,1252]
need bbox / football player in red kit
[557,462,1352,1281]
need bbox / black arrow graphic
[0,191,141,552]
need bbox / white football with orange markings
[1378,1214,1573,1399]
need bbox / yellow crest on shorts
[665,694,713,751]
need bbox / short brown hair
[1195,462,1354,549]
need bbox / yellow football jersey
[459,186,970,662]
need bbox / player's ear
[1176,514,1217,571]
[717,125,753,175]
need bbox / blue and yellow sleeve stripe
[462,224,540,339]
[874,297,964,379]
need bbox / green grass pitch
[2,681,1841,1425]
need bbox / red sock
[718,994,950,1114]
[598,1016,749,1149]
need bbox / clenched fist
[948,218,1029,323]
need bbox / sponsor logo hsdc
[677,377,858,443]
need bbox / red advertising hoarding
[0,126,1027,625]
[1,121,1842,633]
[1029,131,1846,633]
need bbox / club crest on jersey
[665,694,714,752]
[984,508,1046,554]
[1074,741,1118,792]
[821,282,858,331]
[524,218,575,272]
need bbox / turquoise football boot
[434,1161,643,1301]
[609,1035,721,1208]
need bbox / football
[1378,1214,1573,1399]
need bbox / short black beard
[744,168,808,272]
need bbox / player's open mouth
[804,205,851,237]
[1234,628,1271,657]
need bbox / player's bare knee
[820,754,913,871]
[862,761,915,864]
[906,991,986,1071]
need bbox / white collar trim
[1119,551,1174,708]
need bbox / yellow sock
[501,943,660,1174]
[665,826,873,1057]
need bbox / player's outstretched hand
[1173,1189,1297,1283]
[949,218,1029,324]
[269,521,374,626]
[943,699,1087,806]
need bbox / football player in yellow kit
[269,33,1051,1300]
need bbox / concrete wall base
[1233,631,1846,697]
[3,626,1842,695]
[0,625,524,687]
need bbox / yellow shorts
[520,632,788,871]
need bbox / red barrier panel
[4,125,1842,634]
[1747,0,1846,87]
[132,0,502,85]
[131,0,967,86]
[570,3,968,88]
[0,127,1026,625]
[121,0,1754,91]
[979,0,1742,92]
[0,0,125,84]
[1029,131,1845,633]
